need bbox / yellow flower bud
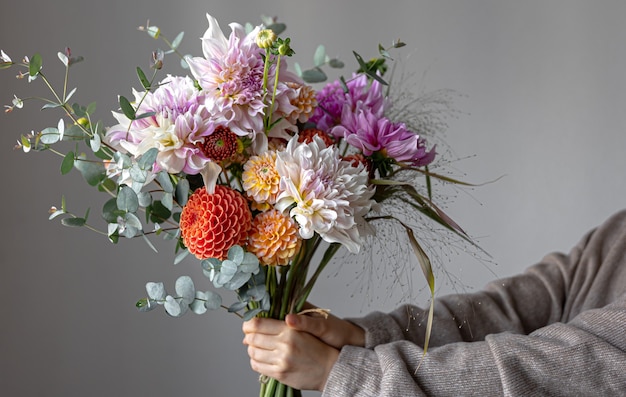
[256,29,277,49]
[76,117,90,128]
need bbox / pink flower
[105,75,215,175]
[331,108,436,167]
[310,73,388,132]
[186,14,267,138]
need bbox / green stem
[266,55,281,130]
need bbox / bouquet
[3,13,479,396]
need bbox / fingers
[242,317,285,336]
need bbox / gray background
[2,1,626,396]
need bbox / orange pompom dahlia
[247,209,301,266]
[179,185,252,260]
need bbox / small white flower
[12,95,23,109]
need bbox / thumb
[285,313,326,338]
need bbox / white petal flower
[275,135,375,253]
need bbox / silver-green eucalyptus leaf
[137,191,152,207]
[228,245,244,263]
[313,45,326,67]
[175,275,195,305]
[175,178,189,206]
[164,295,183,317]
[203,290,222,311]
[146,282,166,301]
[117,185,139,213]
[39,127,60,144]
[161,192,173,211]
[157,171,173,193]
[89,133,101,153]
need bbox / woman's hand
[242,317,340,391]
[284,305,366,349]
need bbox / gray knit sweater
[323,210,626,396]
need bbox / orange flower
[179,185,252,260]
[298,128,335,147]
[242,151,280,211]
[247,209,301,266]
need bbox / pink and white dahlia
[105,75,215,175]
[274,135,375,253]
[186,14,267,138]
[331,108,436,167]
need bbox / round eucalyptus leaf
[203,290,222,311]
[228,301,247,313]
[39,127,60,144]
[117,185,139,213]
[242,308,263,321]
[224,272,252,291]
[190,293,208,315]
[175,276,195,305]
[164,295,183,317]
[145,282,166,301]
[220,260,238,277]
[227,245,244,263]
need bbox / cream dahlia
[274,135,375,253]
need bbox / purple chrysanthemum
[309,73,388,132]
[331,108,436,167]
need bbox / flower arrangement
[2,13,479,397]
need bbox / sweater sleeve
[324,294,626,396]
[347,245,578,349]
[323,210,626,396]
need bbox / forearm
[325,294,626,396]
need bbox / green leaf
[149,200,172,223]
[117,185,139,213]
[136,67,151,90]
[61,151,74,175]
[61,217,86,227]
[39,127,60,144]
[74,157,106,186]
[378,44,391,59]
[102,198,122,223]
[146,25,160,39]
[171,31,185,50]
[267,23,286,35]
[119,95,136,120]
[156,171,173,193]
[29,53,42,77]
[313,45,326,67]
[301,68,327,83]
[86,101,97,115]
[175,178,189,207]
[138,147,158,170]
[41,103,62,110]
[328,58,344,68]
[135,298,156,312]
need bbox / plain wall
[2,1,626,396]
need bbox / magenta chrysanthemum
[331,108,436,167]
[310,73,388,132]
